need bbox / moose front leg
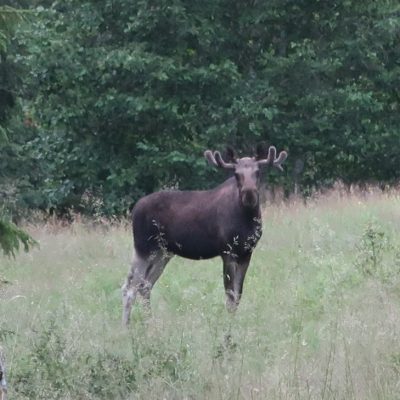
[222,253,251,312]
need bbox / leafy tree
[0,5,36,256]
[10,0,400,215]
[0,219,35,257]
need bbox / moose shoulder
[122,144,287,325]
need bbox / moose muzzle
[241,188,259,209]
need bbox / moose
[122,143,287,325]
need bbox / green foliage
[0,218,36,257]
[13,316,137,398]
[355,221,400,282]
[0,6,27,52]
[356,222,388,276]
[0,5,36,256]
[0,125,8,143]
[2,0,400,215]
[12,313,195,399]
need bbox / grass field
[1,189,400,399]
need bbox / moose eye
[234,172,244,184]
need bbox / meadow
[1,188,400,399]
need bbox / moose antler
[205,145,287,171]
[257,146,288,171]
[214,151,236,169]
[204,150,219,167]
[204,150,236,169]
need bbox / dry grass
[1,188,400,399]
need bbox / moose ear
[255,142,269,160]
[224,146,237,163]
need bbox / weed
[355,222,389,278]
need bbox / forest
[1,0,399,223]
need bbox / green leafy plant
[0,219,36,258]
[355,222,389,277]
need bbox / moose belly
[164,228,261,260]
[166,234,221,260]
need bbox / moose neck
[241,199,261,221]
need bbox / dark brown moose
[122,144,287,325]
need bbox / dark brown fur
[133,177,260,260]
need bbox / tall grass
[1,189,400,399]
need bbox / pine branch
[0,219,37,258]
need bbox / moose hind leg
[122,250,151,325]
[222,253,251,312]
[137,253,172,306]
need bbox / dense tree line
[1,0,400,216]
[0,5,35,255]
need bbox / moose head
[204,144,288,209]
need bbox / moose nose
[241,188,258,208]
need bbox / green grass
[1,189,400,399]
